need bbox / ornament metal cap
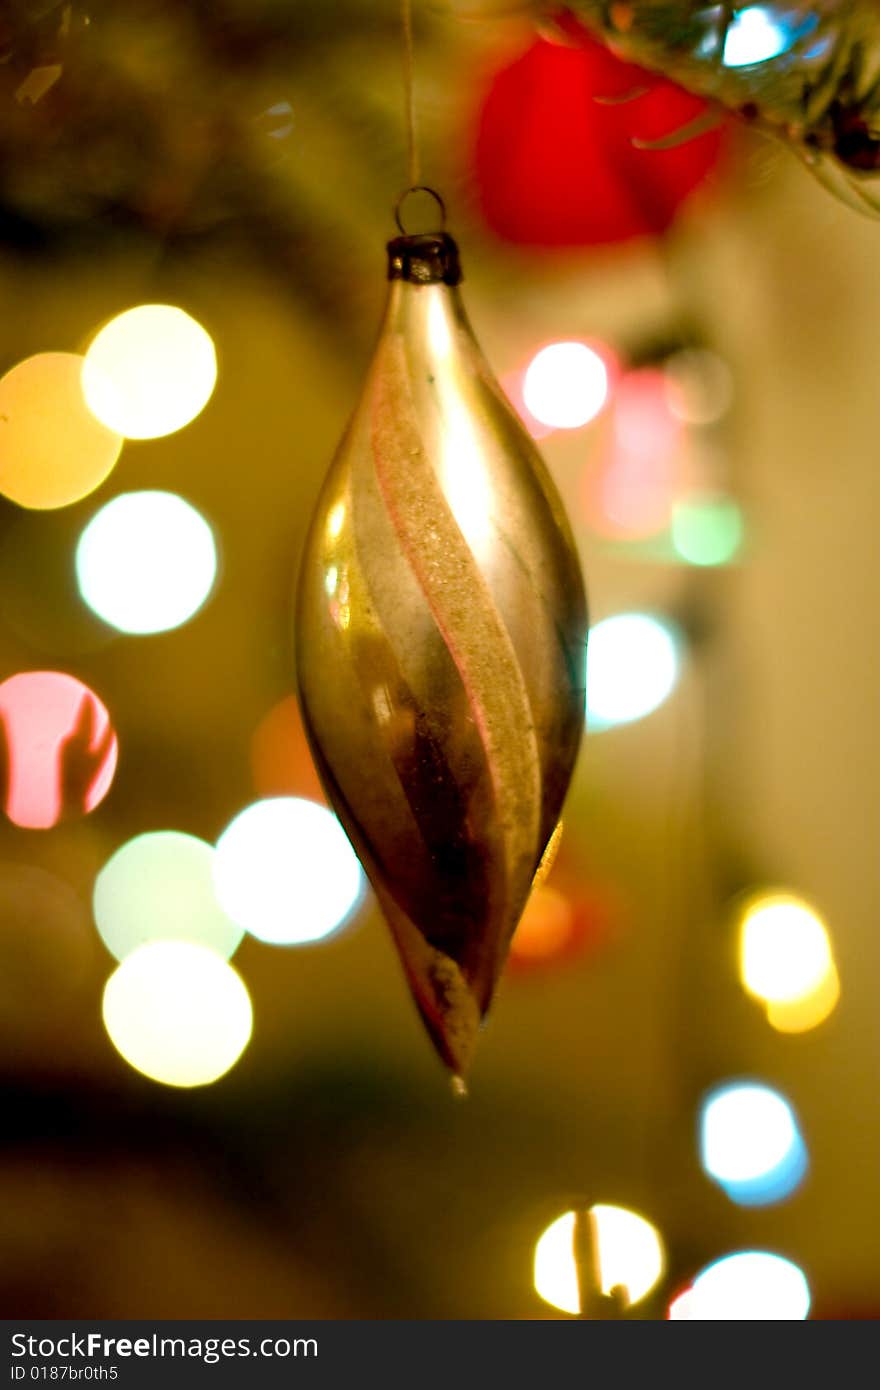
[386,232,462,286]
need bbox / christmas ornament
[474,24,725,248]
[296,197,587,1080]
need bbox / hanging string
[401,0,420,186]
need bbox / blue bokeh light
[699,1080,808,1207]
[722,6,816,68]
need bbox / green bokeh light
[671,496,744,567]
[94,830,244,962]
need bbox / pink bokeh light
[583,367,690,539]
[0,670,118,830]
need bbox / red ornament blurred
[472,17,727,248]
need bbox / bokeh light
[0,352,122,509]
[586,613,681,729]
[511,870,616,974]
[534,1206,664,1314]
[722,7,793,67]
[259,100,295,140]
[766,968,841,1034]
[94,831,244,963]
[585,368,684,540]
[250,695,326,803]
[0,671,118,829]
[671,495,744,566]
[522,342,610,430]
[213,797,365,945]
[739,891,834,1003]
[739,891,840,1034]
[82,304,217,439]
[664,348,733,426]
[102,940,253,1087]
[511,886,577,964]
[669,1252,810,1320]
[76,490,217,635]
[699,1081,808,1206]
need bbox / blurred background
[0,0,877,1319]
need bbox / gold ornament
[296,217,587,1081]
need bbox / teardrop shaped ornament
[296,228,587,1079]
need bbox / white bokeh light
[213,797,365,945]
[94,831,244,962]
[523,342,609,430]
[76,490,217,634]
[587,613,681,728]
[669,1252,810,1320]
[722,7,790,67]
[534,1206,664,1314]
[102,940,253,1088]
[82,304,217,439]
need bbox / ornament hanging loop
[394,184,447,235]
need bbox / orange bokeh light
[0,671,118,829]
[765,966,841,1033]
[0,352,123,510]
[250,695,325,804]
[510,853,619,974]
[512,885,577,962]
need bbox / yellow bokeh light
[82,304,217,439]
[740,893,833,1003]
[766,964,841,1033]
[102,940,253,1087]
[0,352,123,510]
[533,1206,665,1315]
[738,891,839,1032]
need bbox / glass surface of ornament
[296,227,587,1079]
